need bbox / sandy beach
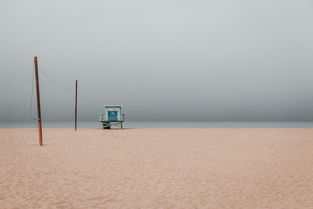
[0,128,312,209]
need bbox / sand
[0,128,312,209]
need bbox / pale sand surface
[0,128,312,209]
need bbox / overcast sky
[1,0,313,121]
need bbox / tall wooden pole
[34,56,43,146]
[75,80,78,131]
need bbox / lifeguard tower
[99,105,125,129]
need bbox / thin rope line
[39,64,75,90]
[29,65,37,120]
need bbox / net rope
[29,62,75,121]
[29,65,37,121]
[39,64,75,90]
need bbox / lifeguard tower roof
[105,105,122,108]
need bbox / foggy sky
[1,0,313,122]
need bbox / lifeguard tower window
[108,111,118,121]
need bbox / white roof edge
[105,105,122,108]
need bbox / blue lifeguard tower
[99,105,125,129]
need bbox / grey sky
[1,0,313,121]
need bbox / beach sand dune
[0,128,312,209]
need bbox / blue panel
[108,111,118,121]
